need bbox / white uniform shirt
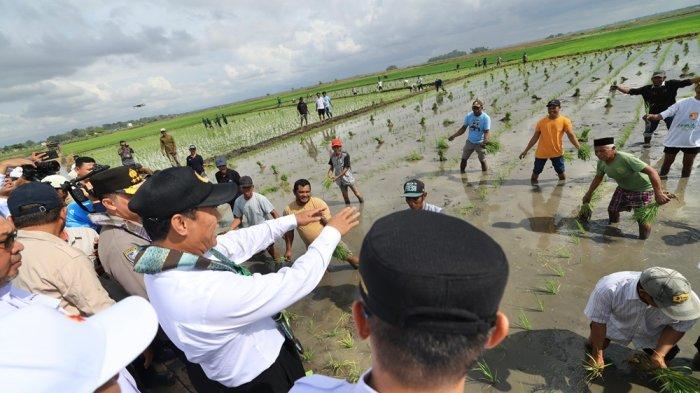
[144,215,340,387]
[660,97,700,148]
[422,203,443,213]
[584,271,696,349]
[315,97,325,110]
[291,369,376,392]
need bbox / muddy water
[205,40,700,392]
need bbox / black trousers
[185,342,305,393]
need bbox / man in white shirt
[128,167,360,392]
[645,81,700,178]
[584,267,700,370]
[401,179,442,213]
[291,211,509,392]
[315,93,326,122]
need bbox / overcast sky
[0,0,696,144]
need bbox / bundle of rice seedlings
[577,128,591,142]
[332,243,351,260]
[436,137,449,151]
[442,119,455,127]
[578,144,592,161]
[632,202,660,224]
[562,150,574,163]
[578,203,593,222]
[583,354,611,383]
[406,151,423,161]
[373,136,384,145]
[419,117,426,125]
[652,367,700,393]
[271,165,279,175]
[484,140,501,155]
[322,177,334,190]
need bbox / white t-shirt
[232,192,275,227]
[315,97,325,110]
[660,97,700,148]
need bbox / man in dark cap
[291,210,510,392]
[581,137,669,239]
[611,71,699,147]
[128,167,360,392]
[402,179,442,213]
[213,156,241,210]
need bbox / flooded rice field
[183,39,700,392]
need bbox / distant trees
[470,47,489,54]
[386,65,398,71]
[427,50,468,63]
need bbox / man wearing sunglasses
[448,99,491,173]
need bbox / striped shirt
[584,271,696,349]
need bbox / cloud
[0,0,697,144]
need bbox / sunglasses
[0,230,17,250]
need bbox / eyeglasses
[0,230,17,250]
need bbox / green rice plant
[604,98,613,108]
[348,131,355,138]
[632,202,660,224]
[336,311,351,327]
[323,325,342,338]
[256,161,265,171]
[577,128,591,142]
[555,246,571,259]
[271,165,279,175]
[413,105,420,112]
[572,88,580,97]
[484,140,501,155]
[546,263,566,277]
[373,136,384,145]
[436,137,449,151]
[431,103,438,111]
[386,119,393,127]
[323,357,356,376]
[477,186,488,201]
[543,279,560,295]
[346,367,360,383]
[322,177,334,190]
[578,144,592,161]
[460,202,476,216]
[515,310,532,330]
[583,353,612,383]
[442,119,455,127]
[652,366,700,393]
[501,112,511,122]
[472,359,499,385]
[534,294,544,312]
[369,115,375,122]
[280,174,288,182]
[338,332,355,349]
[332,243,351,260]
[419,117,426,125]
[259,186,278,195]
[406,151,423,161]
[300,349,314,362]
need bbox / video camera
[60,164,110,212]
[20,161,61,182]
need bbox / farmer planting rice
[519,99,581,185]
[159,128,180,167]
[284,178,360,269]
[584,267,700,371]
[581,137,670,239]
[401,179,442,213]
[327,138,364,205]
[644,81,700,179]
[448,99,491,173]
[611,71,699,147]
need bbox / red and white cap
[0,296,158,392]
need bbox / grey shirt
[232,192,275,227]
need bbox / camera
[60,164,110,211]
[20,160,61,182]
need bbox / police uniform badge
[123,246,140,266]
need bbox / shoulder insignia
[123,246,140,265]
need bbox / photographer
[118,141,136,166]
[0,153,49,218]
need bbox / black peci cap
[90,166,145,199]
[359,210,509,335]
[128,167,237,220]
[546,99,561,108]
[593,137,615,147]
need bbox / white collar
[353,369,378,393]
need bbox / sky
[0,0,697,145]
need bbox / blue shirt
[323,95,331,108]
[66,200,104,231]
[464,112,491,144]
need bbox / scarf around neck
[133,245,251,276]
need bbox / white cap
[0,296,158,392]
[8,167,22,179]
[160,128,166,132]
[41,174,69,189]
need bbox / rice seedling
[460,202,476,216]
[515,310,532,330]
[386,119,393,127]
[300,349,314,362]
[322,177,334,190]
[562,150,574,163]
[555,246,571,259]
[604,98,613,108]
[546,263,566,277]
[406,151,423,161]
[323,357,356,376]
[256,161,265,171]
[632,202,661,224]
[271,165,279,175]
[419,117,426,125]
[484,140,501,155]
[583,353,612,383]
[373,136,384,145]
[500,112,511,122]
[534,294,544,312]
[280,174,288,182]
[431,103,438,111]
[472,359,499,384]
[572,88,580,97]
[436,137,449,151]
[369,115,375,122]
[577,144,592,161]
[414,105,421,112]
[543,279,560,295]
[332,243,351,260]
[651,366,700,393]
[259,186,278,195]
[442,119,455,127]
[338,332,355,349]
[348,131,355,138]
[323,325,342,338]
[477,186,488,201]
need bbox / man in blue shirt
[448,99,491,173]
[322,91,332,118]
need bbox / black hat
[546,99,561,107]
[90,166,144,199]
[239,176,253,187]
[593,137,615,147]
[359,210,509,335]
[401,179,425,197]
[8,182,63,217]
[128,167,237,219]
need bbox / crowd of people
[0,60,698,393]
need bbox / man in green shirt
[582,137,670,239]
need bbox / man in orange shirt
[519,99,581,185]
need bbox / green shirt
[596,151,652,192]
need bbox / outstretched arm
[448,125,467,141]
[519,130,541,159]
[582,174,604,203]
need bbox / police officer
[128,167,360,392]
[291,210,510,392]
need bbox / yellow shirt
[283,197,332,246]
[535,115,572,159]
[13,230,115,316]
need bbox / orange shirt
[534,116,573,159]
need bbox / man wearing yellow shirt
[519,99,581,185]
[283,179,359,269]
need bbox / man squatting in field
[582,137,670,240]
[448,99,490,173]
